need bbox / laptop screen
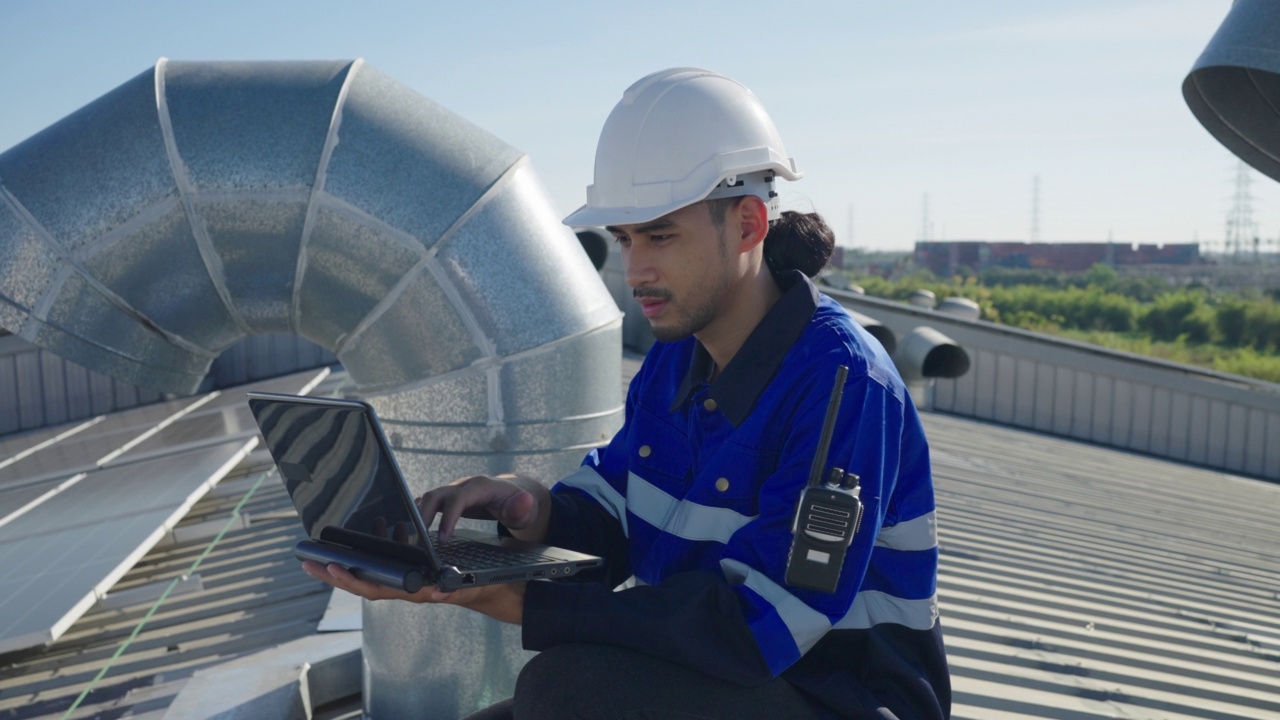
[250,397,431,562]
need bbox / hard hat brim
[561,198,697,229]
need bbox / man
[305,67,950,719]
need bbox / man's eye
[612,235,630,245]
[650,233,673,242]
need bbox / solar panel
[0,370,330,491]
[0,440,255,653]
[0,417,103,472]
[0,367,330,654]
[0,477,64,529]
[0,420,167,488]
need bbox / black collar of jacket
[670,269,820,426]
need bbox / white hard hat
[563,67,802,228]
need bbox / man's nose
[623,243,656,288]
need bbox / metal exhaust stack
[1184,0,1280,183]
[0,60,623,718]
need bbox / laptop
[245,392,603,593]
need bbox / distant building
[914,241,1202,277]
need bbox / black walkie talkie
[785,365,865,593]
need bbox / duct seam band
[487,364,504,427]
[426,255,497,356]
[194,187,311,203]
[391,440,616,458]
[294,58,362,335]
[32,261,74,327]
[73,196,182,261]
[380,403,627,428]
[357,316,623,397]
[333,154,531,358]
[0,185,216,358]
[154,57,255,342]
[312,190,441,351]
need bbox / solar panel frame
[0,368,331,654]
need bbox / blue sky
[0,0,1264,251]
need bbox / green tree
[1083,263,1118,291]
[1216,299,1248,347]
[1138,291,1201,342]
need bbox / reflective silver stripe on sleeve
[614,575,647,591]
[834,591,939,631]
[559,466,629,537]
[874,511,937,552]
[628,472,756,543]
[721,559,831,655]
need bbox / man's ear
[735,195,770,253]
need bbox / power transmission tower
[1225,160,1257,262]
[919,193,933,241]
[1030,174,1041,241]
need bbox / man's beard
[640,264,733,343]
[637,222,734,343]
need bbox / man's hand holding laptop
[302,472,551,625]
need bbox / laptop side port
[461,573,476,585]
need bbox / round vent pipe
[0,59,623,718]
[893,326,970,411]
[846,309,896,354]
[936,296,981,321]
[908,288,936,309]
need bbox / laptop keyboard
[432,534,557,568]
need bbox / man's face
[607,202,737,343]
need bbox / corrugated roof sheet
[929,411,1279,719]
[1,357,1278,719]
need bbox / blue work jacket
[522,271,951,719]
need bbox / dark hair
[764,210,834,278]
[705,197,740,232]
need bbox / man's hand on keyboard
[417,473,551,544]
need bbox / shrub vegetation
[845,264,1280,383]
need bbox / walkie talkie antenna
[807,365,849,488]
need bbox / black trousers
[461,644,828,720]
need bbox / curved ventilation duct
[1184,0,1280,182]
[0,60,624,716]
[0,57,623,464]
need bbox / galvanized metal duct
[1184,0,1280,183]
[0,59,623,718]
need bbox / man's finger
[436,493,468,542]
[416,488,446,526]
[495,489,536,529]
